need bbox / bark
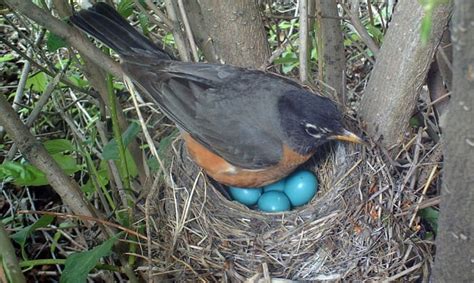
[187,0,271,67]
[359,1,452,148]
[316,0,346,102]
[433,1,474,281]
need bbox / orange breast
[182,133,312,187]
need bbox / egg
[263,179,286,192]
[257,191,291,212]
[283,170,318,207]
[229,186,262,206]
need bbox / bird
[70,3,363,188]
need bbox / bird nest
[140,134,431,281]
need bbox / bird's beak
[330,129,365,144]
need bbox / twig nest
[147,140,429,281]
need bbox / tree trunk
[433,1,474,281]
[185,0,270,68]
[359,1,452,148]
[316,0,346,102]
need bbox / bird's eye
[304,123,320,137]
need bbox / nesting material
[145,139,430,281]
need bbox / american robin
[70,3,363,187]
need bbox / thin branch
[142,0,174,29]
[5,0,122,77]
[177,0,199,61]
[0,36,90,94]
[344,2,379,57]
[0,222,26,283]
[6,71,63,160]
[298,0,309,83]
[0,89,99,225]
[161,0,190,61]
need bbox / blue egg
[257,191,291,212]
[283,170,318,207]
[229,186,262,206]
[263,179,286,192]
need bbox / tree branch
[0,91,99,224]
[298,0,309,83]
[0,222,26,283]
[5,0,122,77]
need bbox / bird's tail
[69,3,172,60]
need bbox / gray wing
[122,60,301,169]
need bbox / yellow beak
[330,129,365,144]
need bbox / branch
[4,0,122,77]
[343,2,379,57]
[359,1,452,147]
[0,222,26,283]
[298,0,309,83]
[161,0,191,61]
[0,90,99,224]
[177,0,199,61]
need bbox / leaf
[82,168,109,194]
[44,139,75,154]
[117,0,134,18]
[60,235,119,283]
[274,54,298,65]
[0,154,79,186]
[52,153,81,175]
[419,207,439,234]
[0,162,48,186]
[139,12,150,36]
[11,215,55,259]
[46,32,67,52]
[67,75,90,88]
[102,121,140,160]
[0,53,15,63]
[26,72,48,92]
[147,130,179,171]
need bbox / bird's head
[278,90,364,154]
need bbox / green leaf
[26,72,48,92]
[139,12,150,36]
[102,121,140,160]
[366,24,384,44]
[60,234,119,283]
[274,54,298,65]
[419,207,439,234]
[117,0,134,18]
[0,154,79,186]
[67,75,90,88]
[147,130,179,171]
[44,139,75,154]
[52,153,81,175]
[82,168,109,194]
[0,53,15,63]
[11,215,55,259]
[46,32,67,52]
[0,162,48,186]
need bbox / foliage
[60,234,119,283]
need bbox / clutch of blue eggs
[228,170,318,212]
